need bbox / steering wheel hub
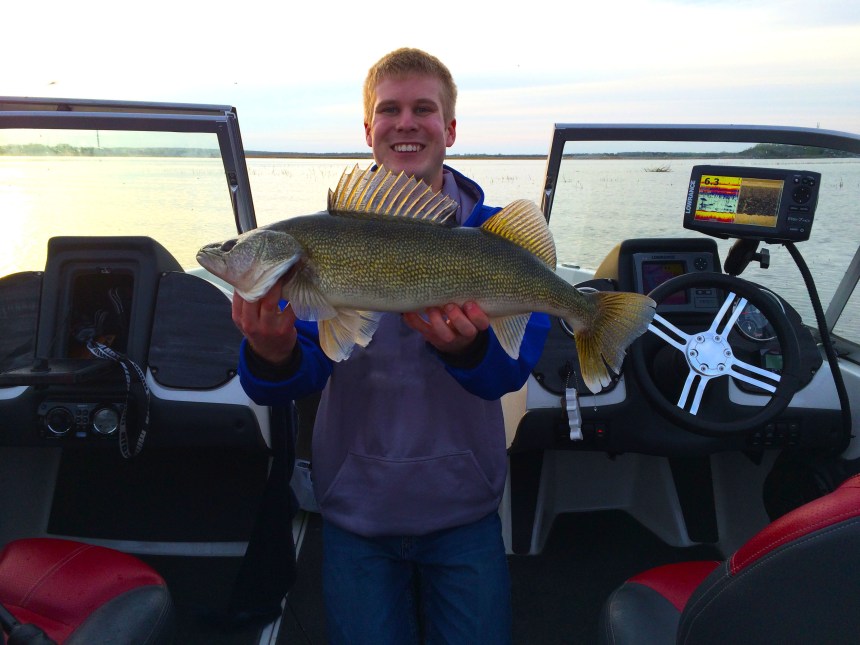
[687,333,731,376]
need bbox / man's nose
[395,111,418,130]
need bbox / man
[234,48,549,644]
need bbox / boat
[0,98,858,644]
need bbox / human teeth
[394,144,421,152]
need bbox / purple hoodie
[238,166,550,536]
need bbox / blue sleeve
[443,312,550,400]
[237,319,332,406]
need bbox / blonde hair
[363,48,458,126]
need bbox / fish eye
[220,239,237,252]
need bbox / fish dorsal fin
[327,164,458,224]
[480,200,557,268]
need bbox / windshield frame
[0,96,257,234]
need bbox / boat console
[0,236,265,450]
[518,162,838,459]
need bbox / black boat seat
[600,473,860,645]
[0,538,174,644]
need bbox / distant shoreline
[245,151,545,160]
[2,144,854,161]
[233,145,860,161]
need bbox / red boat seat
[600,472,860,644]
[0,538,174,644]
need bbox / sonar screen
[683,165,820,242]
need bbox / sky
[3,0,860,154]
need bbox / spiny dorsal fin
[327,164,458,224]
[480,199,557,267]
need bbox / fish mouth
[392,143,424,153]
[196,248,224,273]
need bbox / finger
[259,281,283,312]
[425,307,456,343]
[231,291,245,324]
[401,312,430,333]
[462,301,490,331]
[443,304,479,339]
[232,291,261,332]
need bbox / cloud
[3,0,859,153]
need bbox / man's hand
[402,301,490,355]
[232,279,298,365]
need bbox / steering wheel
[631,272,803,435]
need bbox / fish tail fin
[565,292,655,393]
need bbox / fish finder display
[641,261,687,304]
[683,165,820,242]
[694,175,782,227]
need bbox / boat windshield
[0,128,238,275]
[543,129,860,350]
[2,108,858,354]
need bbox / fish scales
[267,213,581,317]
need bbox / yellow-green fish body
[197,165,655,392]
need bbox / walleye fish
[197,165,655,392]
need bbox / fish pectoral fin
[489,313,532,360]
[283,272,338,321]
[319,310,384,362]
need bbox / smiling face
[364,74,456,192]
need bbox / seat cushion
[602,474,860,645]
[0,538,173,644]
[679,474,860,644]
[731,472,860,574]
[600,560,719,644]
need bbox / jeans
[322,512,512,645]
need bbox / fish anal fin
[489,313,532,360]
[319,310,384,362]
[327,164,458,225]
[480,200,557,268]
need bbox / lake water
[2,156,858,341]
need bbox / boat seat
[600,472,860,645]
[0,538,174,644]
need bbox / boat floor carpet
[277,510,721,644]
[47,448,267,541]
[507,511,720,644]
[140,555,264,645]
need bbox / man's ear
[446,119,457,147]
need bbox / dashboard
[519,237,839,457]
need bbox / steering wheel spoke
[677,371,711,415]
[726,358,780,393]
[648,313,689,352]
[709,292,747,336]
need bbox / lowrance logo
[685,180,696,214]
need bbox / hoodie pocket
[318,450,500,535]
